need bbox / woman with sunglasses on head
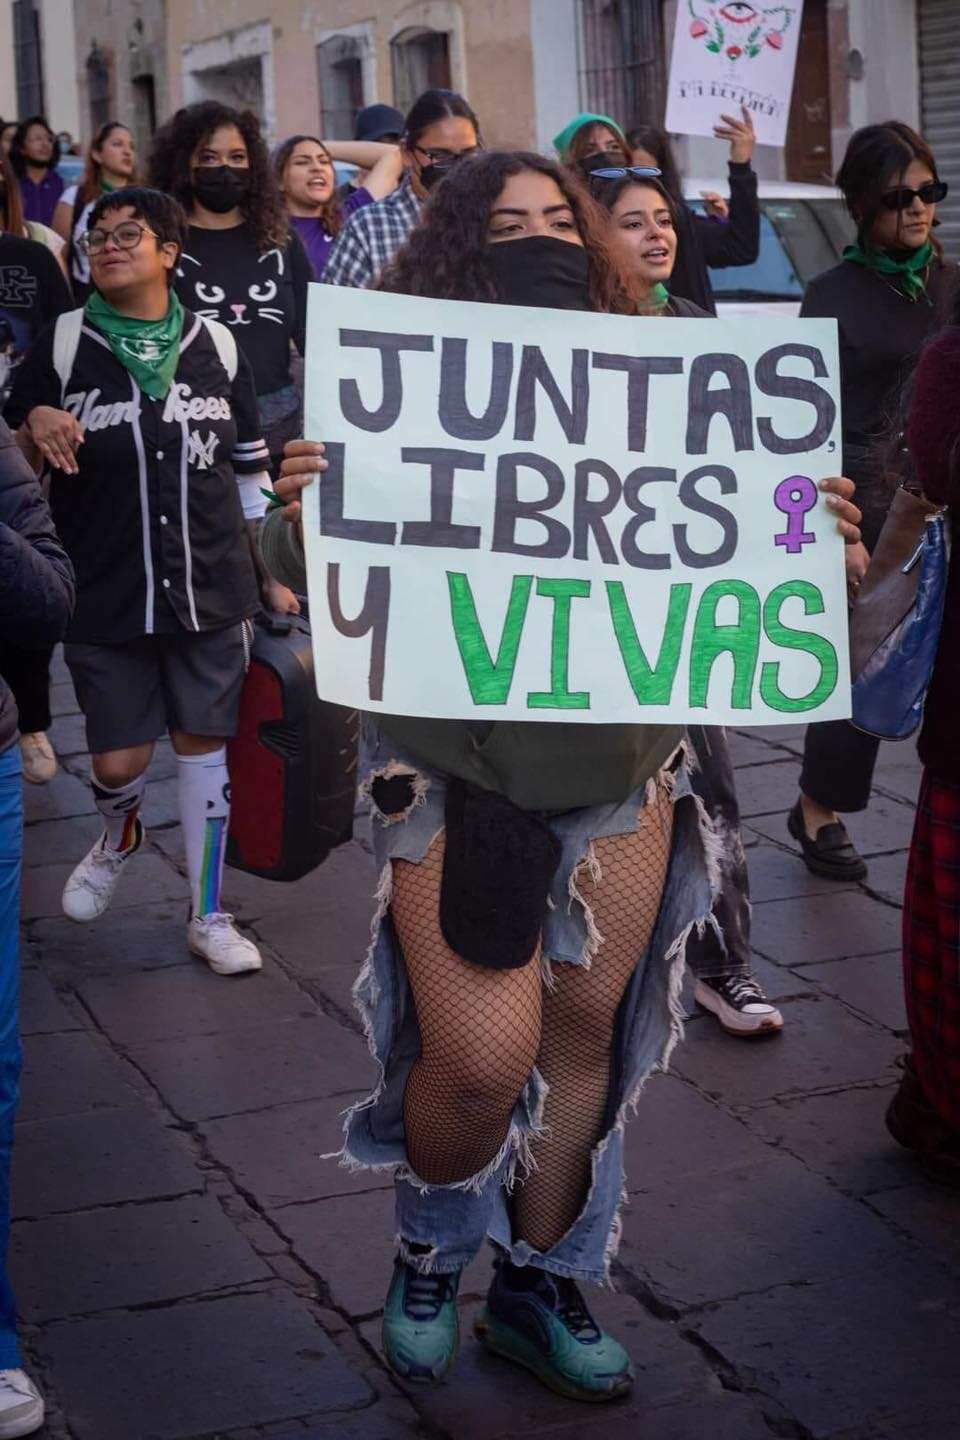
[52,122,137,302]
[8,118,62,229]
[590,167,783,1039]
[148,104,311,521]
[323,88,481,290]
[274,134,402,280]
[5,187,275,977]
[787,122,956,884]
[263,151,861,1402]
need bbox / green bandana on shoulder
[843,239,934,305]
[83,289,185,399]
[638,282,670,315]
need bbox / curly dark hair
[379,150,637,313]
[273,134,344,239]
[148,100,287,252]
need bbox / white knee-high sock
[91,773,146,853]
[177,747,231,919]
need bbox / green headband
[553,112,626,160]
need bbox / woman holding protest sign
[589,166,783,1038]
[788,121,956,882]
[265,150,862,1403]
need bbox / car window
[698,197,852,301]
[763,200,847,284]
[705,210,803,300]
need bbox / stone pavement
[13,653,960,1440]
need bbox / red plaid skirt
[903,770,960,1132]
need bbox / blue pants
[0,747,23,1367]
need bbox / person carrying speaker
[6,185,273,976]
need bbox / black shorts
[65,622,253,755]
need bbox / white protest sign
[664,1,805,148]
[302,286,848,727]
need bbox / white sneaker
[188,912,262,976]
[19,732,56,784]
[0,1369,44,1438]
[61,822,144,923]
[695,974,784,1037]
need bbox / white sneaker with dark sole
[0,1369,44,1437]
[61,821,144,923]
[695,974,784,1037]
[188,913,262,976]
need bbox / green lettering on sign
[447,571,533,705]
[527,577,591,710]
[607,581,691,705]
[689,580,761,709]
[760,580,839,712]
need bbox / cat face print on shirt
[178,246,286,329]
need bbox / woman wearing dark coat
[0,417,74,1434]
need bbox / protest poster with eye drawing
[301,286,848,727]
[664,1,806,148]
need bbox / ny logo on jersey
[186,429,219,470]
[0,266,38,307]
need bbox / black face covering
[578,150,622,179]
[419,160,458,192]
[191,165,252,214]
[488,236,591,310]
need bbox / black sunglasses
[588,165,662,182]
[880,180,948,211]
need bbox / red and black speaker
[226,611,357,882]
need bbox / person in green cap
[553,112,630,172]
[788,121,955,883]
[6,185,277,977]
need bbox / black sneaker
[695,973,784,1037]
[787,801,867,882]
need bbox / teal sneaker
[474,1261,634,1402]
[382,1258,461,1383]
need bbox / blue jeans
[334,724,716,1284]
[0,747,23,1367]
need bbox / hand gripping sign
[302,287,848,727]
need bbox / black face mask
[578,151,621,179]
[488,236,591,310]
[419,160,459,192]
[191,165,252,214]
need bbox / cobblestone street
[13,654,960,1440]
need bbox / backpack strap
[51,309,85,402]
[198,315,238,381]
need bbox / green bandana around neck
[638,282,670,315]
[84,289,184,399]
[842,238,934,304]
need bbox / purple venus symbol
[773,475,818,554]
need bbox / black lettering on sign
[492,452,571,558]
[399,448,484,549]
[674,465,739,568]
[327,562,391,702]
[438,338,514,441]
[572,458,622,564]
[621,466,675,570]
[686,354,754,454]
[591,353,684,452]
[755,344,836,454]
[338,329,434,432]
[514,346,589,445]
[320,442,396,546]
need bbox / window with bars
[576,0,665,133]
[317,35,366,139]
[86,44,113,133]
[391,27,452,116]
[13,0,45,118]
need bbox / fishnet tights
[391,838,543,1186]
[390,789,673,1250]
[514,791,674,1252]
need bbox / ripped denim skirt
[333,719,719,1284]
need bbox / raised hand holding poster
[665,2,805,148]
[302,286,848,727]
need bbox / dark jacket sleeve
[3,323,61,430]
[906,327,960,507]
[691,162,760,269]
[0,419,74,648]
[35,244,74,322]
[229,348,272,476]
[287,230,312,356]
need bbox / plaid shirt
[323,177,422,289]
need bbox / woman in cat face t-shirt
[149,102,312,476]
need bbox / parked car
[684,179,853,316]
[56,153,84,187]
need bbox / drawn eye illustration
[719,2,758,19]
[249,279,278,303]
[195,282,225,304]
